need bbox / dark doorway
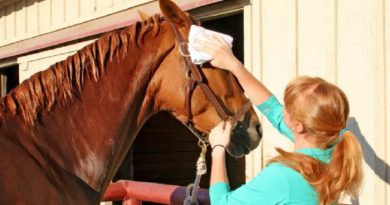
[0,65,19,97]
[201,13,244,63]
[113,12,245,205]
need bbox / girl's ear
[159,0,190,28]
[295,121,305,134]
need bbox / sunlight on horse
[0,0,261,204]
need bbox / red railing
[102,180,210,205]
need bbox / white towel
[188,25,233,65]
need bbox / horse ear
[138,10,151,21]
[159,0,190,27]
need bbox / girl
[196,35,363,205]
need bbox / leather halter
[168,22,252,142]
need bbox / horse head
[144,0,263,157]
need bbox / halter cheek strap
[167,21,252,137]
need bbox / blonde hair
[268,76,363,205]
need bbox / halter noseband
[168,22,252,142]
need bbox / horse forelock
[0,14,166,126]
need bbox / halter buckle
[179,42,191,57]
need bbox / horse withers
[0,0,262,204]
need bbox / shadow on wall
[347,117,390,205]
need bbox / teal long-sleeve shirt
[209,95,334,205]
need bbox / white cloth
[188,25,233,65]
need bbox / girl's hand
[195,35,243,73]
[209,121,233,148]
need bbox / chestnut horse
[0,0,262,204]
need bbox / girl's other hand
[209,120,233,148]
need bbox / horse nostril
[256,124,263,137]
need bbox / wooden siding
[386,0,390,202]
[0,0,154,47]
[244,0,389,204]
[17,38,95,81]
[0,0,224,59]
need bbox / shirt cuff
[256,95,280,113]
[209,182,230,204]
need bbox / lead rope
[183,140,208,205]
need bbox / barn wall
[0,0,226,50]
[0,0,153,47]
[0,0,225,60]
[244,0,389,204]
[17,39,96,81]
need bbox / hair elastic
[340,127,348,136]
[212,144,226,151]
[334,128,348,144]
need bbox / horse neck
[22,41,169,195]
[87,53,165,185]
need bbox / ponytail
[316,130,363,204]
[268,130,363,205]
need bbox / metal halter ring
[179,42,191,57]
[197,139,208,148]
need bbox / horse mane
[0,14,165,126]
